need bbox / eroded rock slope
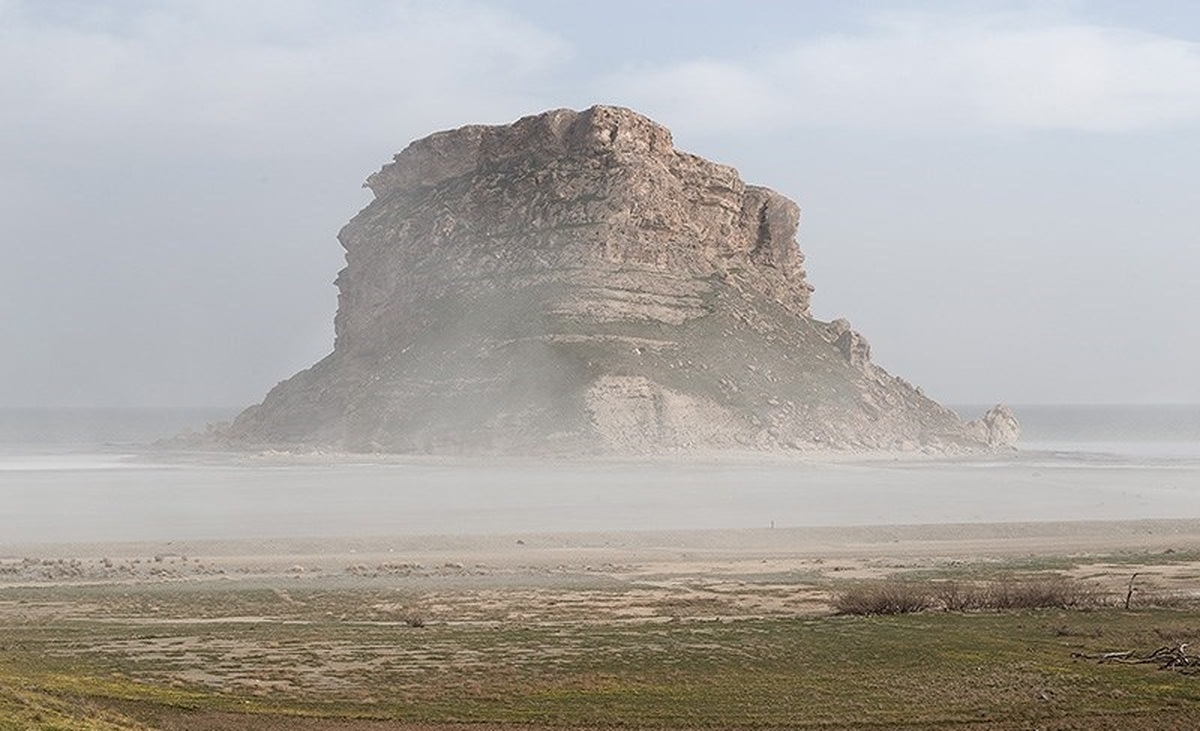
[226,106,1015,455]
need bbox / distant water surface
[955,404,1200,462]
[0,407,238,451]
[0,405,1196,545]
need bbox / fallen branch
[1074,644,1200,674]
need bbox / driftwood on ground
[1074,644,1200,674]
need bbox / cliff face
[227,105,1015,455]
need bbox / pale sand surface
[6,518,1199,563]
[3,520,1198,617]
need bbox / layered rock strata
[226,106,1016,455]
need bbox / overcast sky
[2,0,1198,408]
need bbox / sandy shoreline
[4,519,1198,592]
[7,517,1199,555]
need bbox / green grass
[896,550,1200,582]
[0,672,151,731]
[4,603,1200,728]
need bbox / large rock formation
[226,105,1016,455]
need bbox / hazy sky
[3,0,1198,408]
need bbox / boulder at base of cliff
[968,404,1021,449]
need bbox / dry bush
[834,577,1105,616]
[1136,590,1199,610]
[832,582,933,616]
[933,581,989,612]
[982,578,1101,610]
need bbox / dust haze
[2,3,1200,728]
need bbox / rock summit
[226,106,1016,455]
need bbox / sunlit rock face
[227,106,1014,455]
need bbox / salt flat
[1,450,1198,546]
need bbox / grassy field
[2,581,1199,730]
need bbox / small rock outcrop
[971,404,1021,449]
[224,106,1015,455]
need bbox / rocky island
[224,105,1017,455]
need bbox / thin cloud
[602,10,1200,135]
[0,0,570,161]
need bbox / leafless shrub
[982,577,1101,610]
[1137,590,1199,610]
[832,582,933,616]
[933,581,989,612]
[834,576,1105,616]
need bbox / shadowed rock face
[226,105,1015,455]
